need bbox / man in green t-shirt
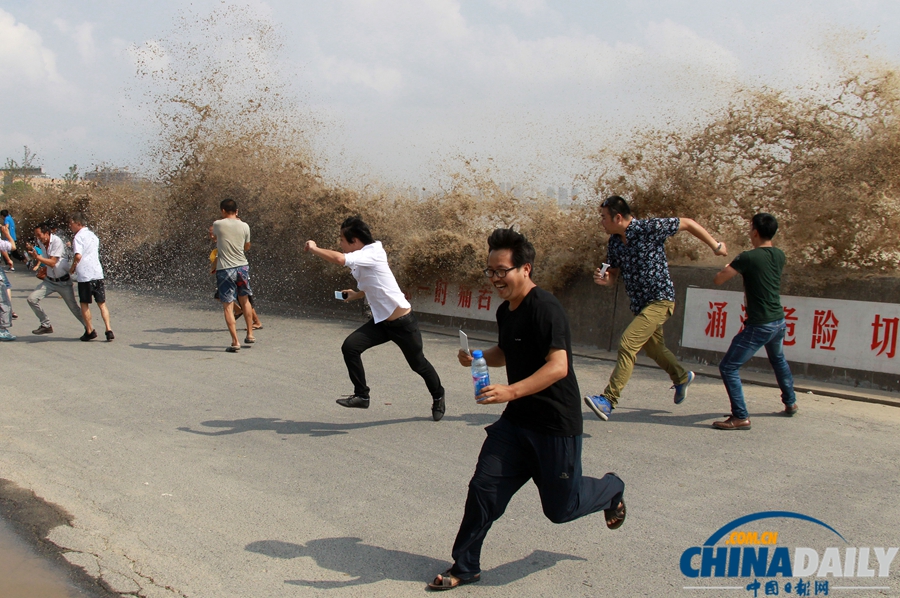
[711,213,797,430]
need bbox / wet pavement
[0,516,98,598]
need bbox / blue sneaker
[584,395,612,421]
[672,371,695,404]
[0,328,16,341]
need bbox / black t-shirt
[497,287,583,436]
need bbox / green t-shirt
[730,247,786,326]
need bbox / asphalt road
[1,271,898,598]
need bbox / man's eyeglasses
[483,267,517,279]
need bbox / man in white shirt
[304,217,446,421]
[68,213,114,342]
[25,223,85,335]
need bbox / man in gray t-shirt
[213,218,250,269]
[212,199,254,352]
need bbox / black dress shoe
[336,395,370,409]
[432,396,446,422]
[80,330,98,342]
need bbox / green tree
[2,146,39,189]
[63,164,80,185]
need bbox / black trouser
[341,312,444,400]
[450,416,625,578]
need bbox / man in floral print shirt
[584,196,728,421]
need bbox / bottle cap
[472,350,483,359]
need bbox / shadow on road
[130,342,225,352]
[142,327,224,334]
[246,537,584,589]
[13,337,82,343]
[177,413,500,437]
[600,407,724,428]
[751,409,800,419]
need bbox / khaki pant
[604,300,688,406]
[28,279,85,329]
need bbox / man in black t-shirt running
[712,213,797,430]
[428,228,626,591]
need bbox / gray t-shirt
[213,218,250,270]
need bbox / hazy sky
[1,0,899,189]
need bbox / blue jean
[718,318,796,420]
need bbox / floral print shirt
[606,218,680,314]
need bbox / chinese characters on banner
[683,288,900,375]
[705,302,728,338]
[409,280,496,322]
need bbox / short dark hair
[340,217,375,245]
[220,198,238,214]
[34,222,51,234]
[0,210,8,218]
[751,213,778,240]
[487,228,535,272]
[600,195,631,219]
[69,211,87,226]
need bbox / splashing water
[5,7,899,309]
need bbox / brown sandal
[427,569,480,591]
[605,500,626,530]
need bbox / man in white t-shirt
[68,213,114,342]
[304,217,446,421]
[25,223,85,335]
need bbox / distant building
[83,169,139,185]
[1,167,45,181]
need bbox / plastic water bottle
[471,350,490,400]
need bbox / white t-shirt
[39,234,71,279]
[343,241,410,324]
[72,227,104,282]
